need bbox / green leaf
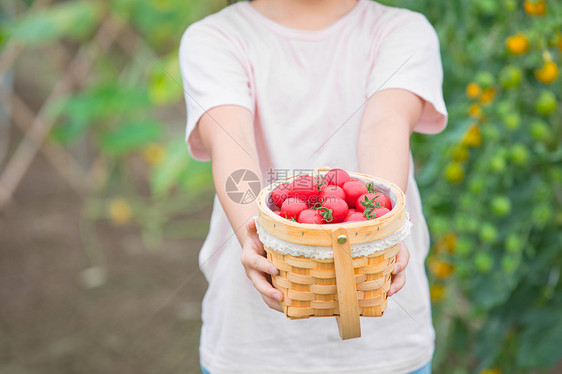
[49,84,151,145]
[469,264,519,309]
[127,0,216,47]
[148,53,184,105]
[49,85,151,124]
[475,316,510,370]
[177,159,213,193]
[51,119,92,144]
[150,140,190,198]
[98,120,161,156]
[7,2,103,45]
[517,300,562,368]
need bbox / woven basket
[255,167,409,340]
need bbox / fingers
[261,294,283,312]
[242,251,283,312]
[388,243,409,296]
[241,222,283,312]
[392,243,410,275]
[388,270,406,296]
[247,269,283,303]
[242,250,278,276]
[246,217,257,233]
[245,218,266,256]
[249,235,266,256]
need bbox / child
[179,0,447,373]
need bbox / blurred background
[0,0,560,373]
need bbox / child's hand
[241,218,283,312]
[387,242,410,297]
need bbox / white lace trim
[254,215,412,259]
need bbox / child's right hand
[241,218,284,312]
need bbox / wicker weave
[266,244,398,318]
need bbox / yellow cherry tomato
[443,232,457,253]
[429,260,455,279]
[462,125,482,148]
[469,103,483,118]
[506,33,530,55]
[480,87,496,105]
[466,82,482,99]
[524,0,546,15]
[535,61,559,84]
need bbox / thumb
[246,217,257,233]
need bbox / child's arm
[357,88,425,296]
[357,88,423,192]
[197,105,283,311]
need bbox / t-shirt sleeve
[179,23,254,161]
[367,12,447,134]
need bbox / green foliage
[4,0,222,245]
[148,53,184,105]
[50,84,152,144]
[376,0,562,372]
[6,1,103,45]
[98,120,162,156]
[150,139,191,198]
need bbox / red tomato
[271,183,290,208]
[363,206,390,220]
[342,180,368,208]
[323,168,351,188]
[289,175,319,206]
[356,193,376,213]
[344,212,368,222]
[375,193,392,210]
[372,207,390,219]
[309,176,325,206]
[320,197,349,223]
[281,197,307,220]
[319,185,346,204]
[297,209,324,224]
[356,192,392,212]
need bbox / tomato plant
[377,0,562,371]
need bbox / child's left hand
[387,242,410,297]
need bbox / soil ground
[0,155,210,374]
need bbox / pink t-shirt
[179,1,447,373]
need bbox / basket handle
[332,228,361,340]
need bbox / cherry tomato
[289,175,319,206]
[271,183,290,208]
[345,208,356,219]
[356,192,392,212]
[297,209,324,224]
[281,197,307,220]
[344,212,368,222]
[372,207,390,218]
[342,181,368,208]
[320,197,349,223]
[323,168,351,188]
[319,185,346,204]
